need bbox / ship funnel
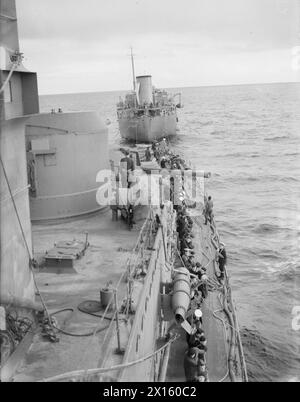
[171,268,191,324]
[136,75,153,105]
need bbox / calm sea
[40,82,300,382]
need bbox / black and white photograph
[0,0,299,384]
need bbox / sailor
[120,150,134,188]
[186,308,204,338]
[127,203,135,227]
[155,214,161,231]
[181,220,191,233]
[160,138,168,153]
[120,150,134,171]
[184,347,205,382]
[184,348,198,382]
[190,276,200,297]
[218,243,227,280]
[129,153,136,171]
[188,334,208,354]
[177,213,186,231]
[196,375,206,383]
[196,361,208,383]
[185,215,193,226]
[187,330,200,348]
[204,196,214,225]
[189,332,208,353]
[182,253,192,268]
[195,262,206,276]
[189,260,197,272]
[189,263,202,282]
[199,273,209,299]
[180,240,188,255]
[160,157,167,169]
[179,224,192,240]
[154,146,160,161]
[189,262,198,276]
[199,335,208,351]
[184,236,193,247]
[183,249,195,260]
[187,309,203,332]
[145,147,152,162]
[194,309,203,329]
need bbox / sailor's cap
[194,309,202,319]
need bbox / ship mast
[130,47,136,91]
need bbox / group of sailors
[117,97,175,120]
[145,139,187,170]
[151,141,224,383]
[144,139,168,163]
[175,204,209,382]
[143,139,229,381]
[142,139,229,382]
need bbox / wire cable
[39,334,179,382]
[0,155,52,325]
[0,63,17,95]
[77,303,125,322]
[49,308,110,338]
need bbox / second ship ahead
[117,52,182,143]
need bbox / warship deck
[11,199,148,382]
[8,147,246,383]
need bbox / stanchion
[114,290,125,355]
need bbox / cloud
[15,0,300,94]
[17,0,299,48]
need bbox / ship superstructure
[0,0,109,380]
[117,50,182,143]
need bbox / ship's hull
[118,114,177,143]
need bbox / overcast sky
[16,0,300,95]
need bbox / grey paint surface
[119,114,177,143]
[0,117,35,304]
[26,112,109,220]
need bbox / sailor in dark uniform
[145,147,152,161]
[184,347,206,382]
[120,150,134,188]
[218,243,227,280]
